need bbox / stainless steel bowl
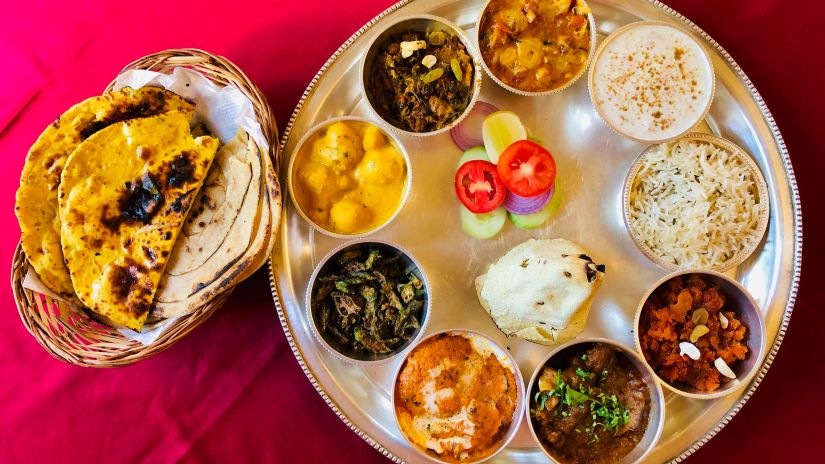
[622,132,770,272]
[475,0,597,97]
[526,338,665,464]
[587,21,716,144]
[286,116,412,239]
[305,239,431,365]
[391,329,525,463]
[359,14,483,137]
[633,269,767,399]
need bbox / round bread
[152,133,281,317]
[15,87,194,301]
[475,238,605,345]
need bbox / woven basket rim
[11,48,281,367]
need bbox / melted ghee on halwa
[395,334,517,462]
[293,121,407,234]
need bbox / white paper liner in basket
[22,67,270,345]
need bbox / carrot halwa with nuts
[639,274,749,392]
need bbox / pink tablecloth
[0,1,821,462]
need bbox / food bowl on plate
[391,329,524,463]
[526,338,664,464]
[360,14,482,137]
[476,0,597,97]
[287,116,412,238]
[633,269,766,399]
[588,21,715,143]
[622,132,770,272]
[306,239,430,365]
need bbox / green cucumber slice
[508,180,563,229]
[456,146,490,169]
[460,206,506,239]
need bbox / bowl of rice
[623,133,769,271]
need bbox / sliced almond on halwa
[714,357,737,379]
[719,312,729,329]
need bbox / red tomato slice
[497,140,556,197]
[455,160,506,214]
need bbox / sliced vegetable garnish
[509,178,563,229]
[455,160,506,214]
[482,110,527,163]
[502,185,553,215]
[450,101,499,151]
[497,140,556,197]
[457,146,491,169]
[460,205,506,239]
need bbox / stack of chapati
[15,86,280,331]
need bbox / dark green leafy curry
[530,343,651,464]
[312,246,426,354]
[368,29,475,132]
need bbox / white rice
[628,139,765,269]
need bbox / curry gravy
[395,333,518,462]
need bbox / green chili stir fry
[313,246,426,354]
[369,29,475,132]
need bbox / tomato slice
[496,140,556,197]
[455,160,506,214]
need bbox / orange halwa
[640,274,748,392]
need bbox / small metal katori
[269,0,802,462]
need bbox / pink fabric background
[1,1,821,462]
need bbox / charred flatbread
[153,129,261,313]
[58,111,218,330]
[475,239,605,345]
[15,87,194,300]
[152,138,281,317]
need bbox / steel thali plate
[268,0,802,461]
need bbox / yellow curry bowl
[287,116,413,238]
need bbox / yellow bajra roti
[58,111,218,330]
[15,87,194,300]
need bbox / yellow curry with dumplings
[293,120,407,234]
[479,0,592,92]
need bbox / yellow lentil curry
[293,121,407,234]
[479,0,592,92]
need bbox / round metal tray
[269,0,802,462]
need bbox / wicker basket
[11,48,280,367]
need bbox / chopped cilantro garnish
[575,367,593,379]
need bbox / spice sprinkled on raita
[590,22,714,141]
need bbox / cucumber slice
[482,111,527,163]
[508,180,563,229]
[456,146,490,169]
[460,206,506,239]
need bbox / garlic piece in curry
[400,40,427,58]
[293,120,408,235]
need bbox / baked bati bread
[476,238,605,345]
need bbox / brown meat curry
[530,343,651,464]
